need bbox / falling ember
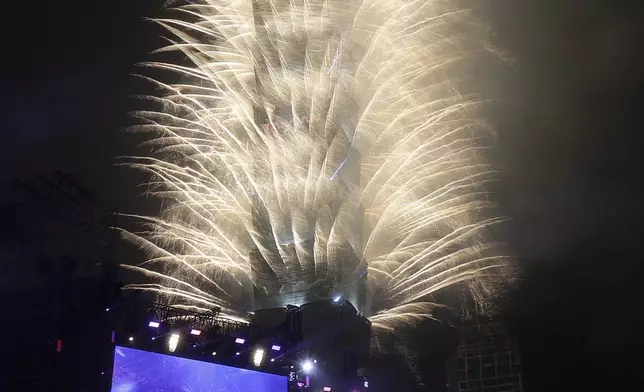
[122,0,513,332]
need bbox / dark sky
[490,1,644,390]
[0,0,158,208]
[2,0,643,390]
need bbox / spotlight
[313,359,317,364]
[235,352,240,356]
[333,295,341,303]
[148,321,160,328]
[302,360,314,373]
[323,387,332,392]
[211,351,217,356]
[168,333,180,353]
[105,308,110,312]
[364,380,369,388]
[271,345,281,351]
[270,358,275,362]
[235,338,245,344]
[190,329,201,336]
[128,336,134,342]
[252,348,265,366]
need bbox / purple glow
[111,346,286,392]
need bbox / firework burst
[122,0,513,331]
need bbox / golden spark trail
[124,0,513,331]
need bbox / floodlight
[253,348,265,366]
[302,360,314,373]
[168,333,180,352]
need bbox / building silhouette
[446,320,524,392]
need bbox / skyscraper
[248,0,367,313]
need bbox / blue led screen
[111,346,287,392]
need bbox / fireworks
[123,0,512,330]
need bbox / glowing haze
[122,0,512,331]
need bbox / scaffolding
[2,171,118,286]
[147,302,261,338]
[2,171,119,391]
[446,322,524,392]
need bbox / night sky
[2,0,643,390]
